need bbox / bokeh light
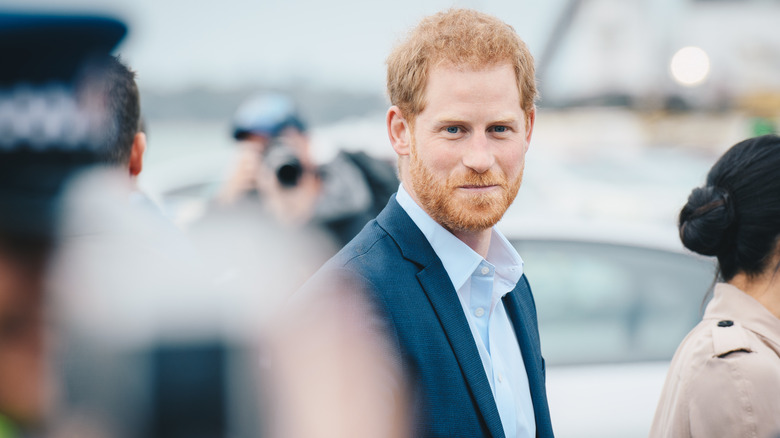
[670,46,711,87]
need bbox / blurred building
[539,0,780,116]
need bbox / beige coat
[649,283,780,438]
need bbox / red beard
[409,144,523,233]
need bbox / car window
[511,239,716,366]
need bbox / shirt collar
[396,183,524,292]
[489,227,524,291]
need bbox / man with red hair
[291,9,554,437]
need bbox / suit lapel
[503,277,554,437]
[417,267,505,438]
[377,197,505,438]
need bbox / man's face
[407,63,534,233]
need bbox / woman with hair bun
[650,135,780,437]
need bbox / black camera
[262,137,304,187]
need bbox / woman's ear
[387,106,411,157]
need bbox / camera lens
[263,138,303,187]
[276,162,303,187]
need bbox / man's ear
[524,107,536,151]
[129,132,146,177]
[387,106,411,157]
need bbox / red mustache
[449,171,506,188]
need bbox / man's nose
[462,132,495,174]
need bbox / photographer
[217,93,398,247]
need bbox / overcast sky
[9,0,563,93]
[10,0,780,103]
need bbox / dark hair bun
[679,186,736,256]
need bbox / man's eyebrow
[491,118,520,126]
[433,116,466,125]
[433,116,521,125]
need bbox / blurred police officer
[0,11,127,436]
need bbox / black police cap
[0,11,127,239]
[0,12,126,85]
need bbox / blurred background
[11,0,780,229]
[4,0,780,437]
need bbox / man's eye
[492,126,507,133]
[445,126,460,134]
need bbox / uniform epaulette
[710,319,754,358]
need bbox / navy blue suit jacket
[306,195,554,437]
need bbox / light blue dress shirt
[396,184,536,438]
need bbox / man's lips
[458,184,499,191]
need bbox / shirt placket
[490,320,518,438]
[470,260,494,355]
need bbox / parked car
[504,219,716,438]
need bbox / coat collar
[706,283,780,354]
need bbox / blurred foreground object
[1,11,275,438]
[48,169,265,438]
[0,10,126,436]
[0,12,127,238]
[266,273,411,438]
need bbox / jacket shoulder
[316,218,410,294]
[651,318,780,437]
[709,319,754,358]
[335,220,399,266]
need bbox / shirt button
[718,320,734,327]
[480,266,490,275]
[497,372,503,383]
[474,307,485,318]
